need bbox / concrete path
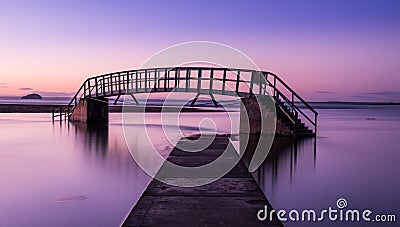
[122,134,282,227]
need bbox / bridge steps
[275,98,315,136]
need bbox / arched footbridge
[52,67,318,136]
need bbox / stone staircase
[275,97,315,136]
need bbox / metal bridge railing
[55,67,317,134]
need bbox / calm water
[252,105,400,226]
[0,112,237,227]
[0,105,399,226]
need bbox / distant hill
[21,93,42,99]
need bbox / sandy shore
[0,104,228,113]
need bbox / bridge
[52,67,318,136]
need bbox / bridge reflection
[67,121,147,179]
[73,122,109,156]
[68,118,316,189]
[239,134,316,196]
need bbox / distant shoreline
[0,104,67,113]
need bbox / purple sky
[0,0,399,101]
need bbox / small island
[21,93,42,99]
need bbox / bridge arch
[54,67,317,136]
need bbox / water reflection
[246,106,400,227]
[240,135,317,197]
[73,122,109,156]
[3,107,398,227]
[0,114,156,227]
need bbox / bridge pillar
[240,97,266,134]
[70,98,109,123]
[239,96,279,134]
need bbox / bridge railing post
[144,70,147,92]
[88,80,91,97]
[197,69,202,93]
[152,69,155,90]
[84,83,86,97]
[102,75,106,96]
[185,68,190,92]
[314,114,318,135]
[164,68,168,91]
[235,70,240,94]
[291,93,294,113]
[156,69,161,90]
[249,71,254,96]
[95,77,99,97]
[259,71,262,95]
[108,76,111,94]
[123,73,125,92]
[118,73,121,93]
[209,69,214,94]
[176,68,180,88]
[126,71,132,92]
[222,69,227,95]
[275,90,280,115]
[139,72,142,89]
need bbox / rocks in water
[21,93,42,99]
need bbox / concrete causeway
[122,134,282,226]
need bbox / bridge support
[130,94,139,105]
[190,93,218,107]
[240,96,288,135]
[240,97,263,134]
[70,98,109,123]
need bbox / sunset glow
[0,1,399,101]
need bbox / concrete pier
[122,134,282,226]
